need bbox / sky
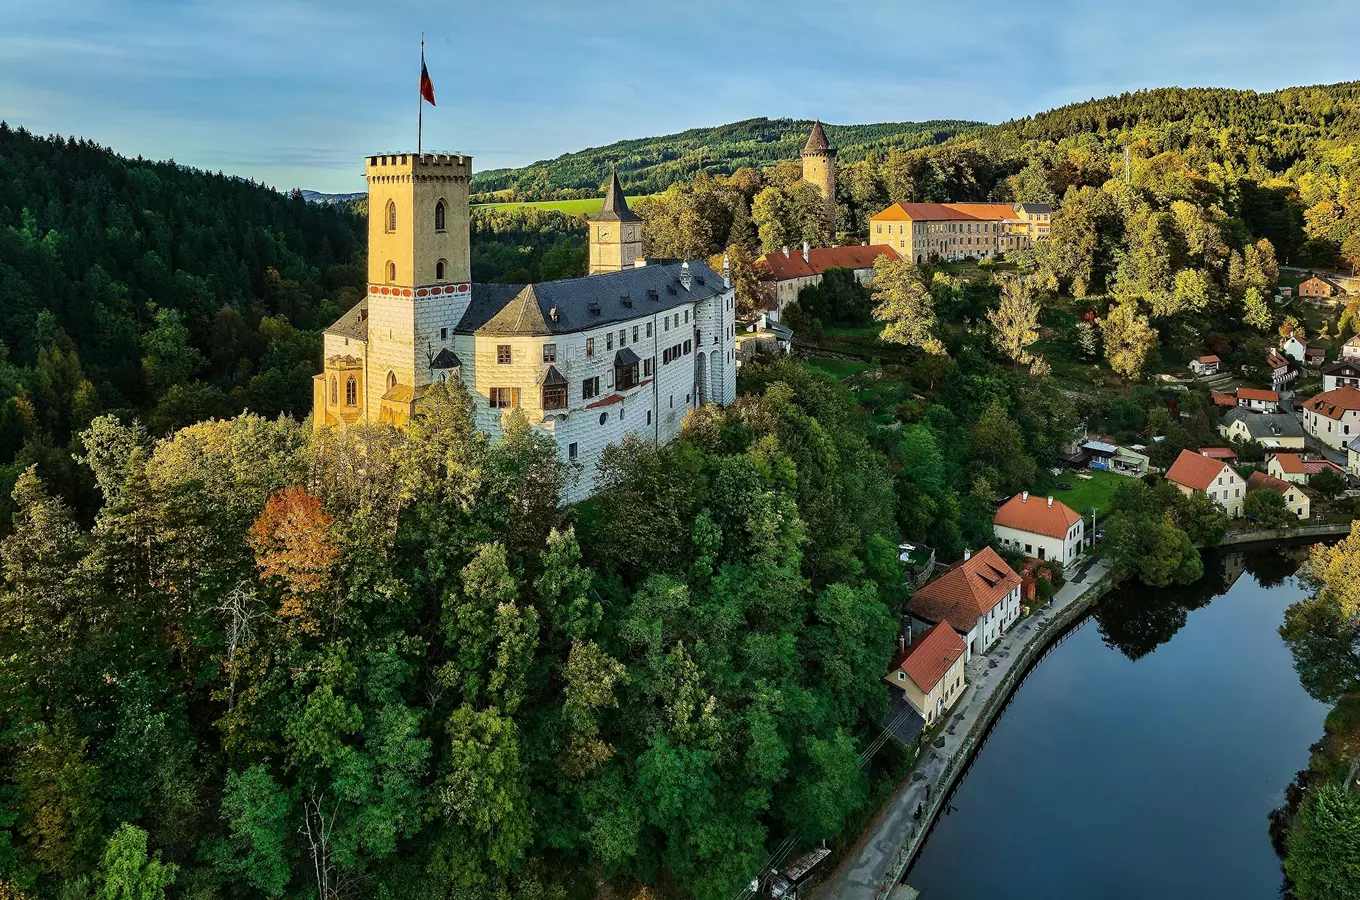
[1,0,1357,194]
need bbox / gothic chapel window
[330,376,338,405]
[435,200,447,232]
[385,200,397,233]
[346,376,357,405]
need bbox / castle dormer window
[385,200,397,234]
[435,199,447,233]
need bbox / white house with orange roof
[906,547,1023,661]
[1282,334,1309,364]
[1236,387,1279,412]
[992,491,1085,565]
[1247,472,1311,520]
[1301,386,1360,451]
[1165,449,1246,518]
[754,242,900,312]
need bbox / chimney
[1048,496,1054,508]
[963,548,972,561]
[634,257,647,268]
[1022,491,1029,502]
[802,241,810,263]
[899,634,906,653]
[722,252,731,289]
[680,260,692,291]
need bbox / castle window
[568,442,578,460]
[330,376,338,405]
[346,376,357,406]
[387,371,397,391]
[436,259,447,281]
[385,200,397,234]
[489,387,520,409]
[440,327,448,341]
[644,358,653,377]
[633,326,639,342]
[542,384,567,410]
[435,200,447,232]
[646,323,653,338]
[497,344,512,365]
[606,333,613,351]
[586,338,595,357]
[439,372,447,384]
[599,412,607,426]
[582,376,600,400]
[386,261,396,283]
[618,328,626,347]
[543,343,557,363]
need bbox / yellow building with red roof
[885,622,967,728]
[869,201,1052,264]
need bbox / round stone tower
[800,120,837,234]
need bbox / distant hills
[300,189,367,205]
[468,117,984,196]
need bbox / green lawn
[1048,469,1127,521]
[806,357,872,378]
[471,196,654,215]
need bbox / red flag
[420,53,436,106]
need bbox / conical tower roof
[590,167,640,222]
[802,120,833,155]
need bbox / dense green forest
[469,118,982,200]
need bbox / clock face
[599,228,611,241]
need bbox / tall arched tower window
[345,376,357,405]
[387,371,397,391]
[386,261,396,283]
[329,376,338,405]
[435,200,446,233]
[385,200,397,233]
[436,259,447,281]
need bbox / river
[903,545,1328,899]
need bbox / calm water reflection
[904,546,1327,900]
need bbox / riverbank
[815,524,1353,900]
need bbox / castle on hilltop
[314,154,737,502]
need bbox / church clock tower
[588,168,643,275]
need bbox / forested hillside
[470,117,982,200]
[0,123,367,519]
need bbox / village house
[992,491,1085,565]
[314,157,736,503]
[1211,390,1238,409]
[1266,349,1295,388]
[1301,386,1360,452]
[1343,335,1360,360]
[1267,453,1308,484]
[1219,408,1307,451]
[1165,449,1247,518]
[868,201,1050,264]
[1189,354,1221,376]
[1322,357,1360,392]
[1298,275,1342,302]
[906,547,1023,661]
[1237,387,1280,412]
[1350,444,1360,478]
[1305,347,1327,368]
[1282,334,1309,363]
[1247,471,1311,520]
[884,622,967,729]
[754,242,899,312]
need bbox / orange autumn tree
[248,487,340,635]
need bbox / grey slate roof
[802,120,832,154]
[1322,358,1360,376]
[882,691,925,747]
[429,348,461,369]
[589,169,640,223]
[1222,407,1305,439]
[325,261,727,342]
[327,297,369,340]
[1014,202,1054,214]
[460,260,727,336]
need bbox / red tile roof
[1247,471,1295,496]
[885,622,966,694]
[870,202,1023,223]
[1238,388,1279,403]
[1303,458,1345,476]
[755,244,899,280]
[1267,350,1289,369]
[1271,453,1305,474]
[993,492,1082,540]
[1210,391,1237,408]
[1198,447,1238,460]
[907,547,1021,634]
[1302,386,1360,420]
[1196,355,1221,364]
[1166,449,1233,491]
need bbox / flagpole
[418,34,424,156]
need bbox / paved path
[815,557,1114,900]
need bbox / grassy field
[471,196,654,215]
[806,357,872,378]
[1048,469,1127,520]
